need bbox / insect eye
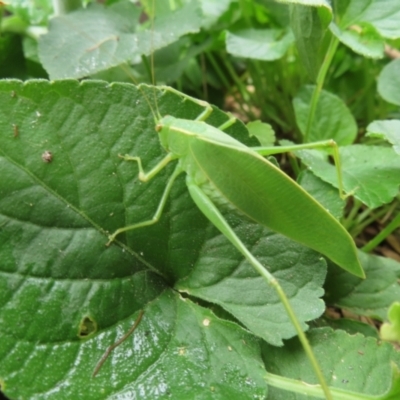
[155,124,162,132]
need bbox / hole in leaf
[78,316,97,338]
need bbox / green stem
[304,36,339,142]
[52,0,82,15]
[350,212,382,238]
[342,199,363,231]
[205,52,230,90]
[362,212,400,253]
[222,55,251,104]
[266,372,382,400]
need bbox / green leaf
[1,290,268,399]
[274,0,332,12]
[378,59,400,106]
[330,21,385,59]
[199,0,235,28]
[325,252,400,321]
[289,3,331,80]
[247,120,276,146]
[366,120,400,155]
[0,79,329,397]
[38,2,203,79]
[225,28,294,61]
[263,327,400,399]
[297,144,400,209]
[298,170,345,220]
[317,317,379,339]
[176,215,327,346]
[293,85,357,145]
[337,0,400,39]
[381,302,400,343]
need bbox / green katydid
[101,83,364,398]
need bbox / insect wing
[190,138,364,278]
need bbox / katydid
[102,85,364,398]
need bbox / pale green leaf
[226,29,294,61]
[274,0,331,11]
[293,85,357,144]
[378,59,400,106]
[338,0,400,39]
[247,120,276,146]
[38,2,203,79]
[367,120,400,155]
[330,21,385,59]
[381,302,400,343]
[297,145,400,209]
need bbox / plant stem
[265,372,381,399]
[52,0,82,15]
[304,36,339,142]
[362,212,400,253]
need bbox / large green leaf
[367,119,400,155]
[1,290,268,399]
[38,2,203,79]
[0,79,332,398]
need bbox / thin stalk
[222,55,252,104]
[205,52,231,91]
[52,0,82,15]
[362,212,400,252]
[342,199,363,231]
[304,36,339,142]
[349,207,388,238]
[266,372,383,400]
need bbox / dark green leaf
[1,290,267,399]
[325,252,400,321]
[0,79,329,397]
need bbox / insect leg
[186,179,333,400]
[159,85,213,121]
[119,152,175,182]
[107,164,183,245]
